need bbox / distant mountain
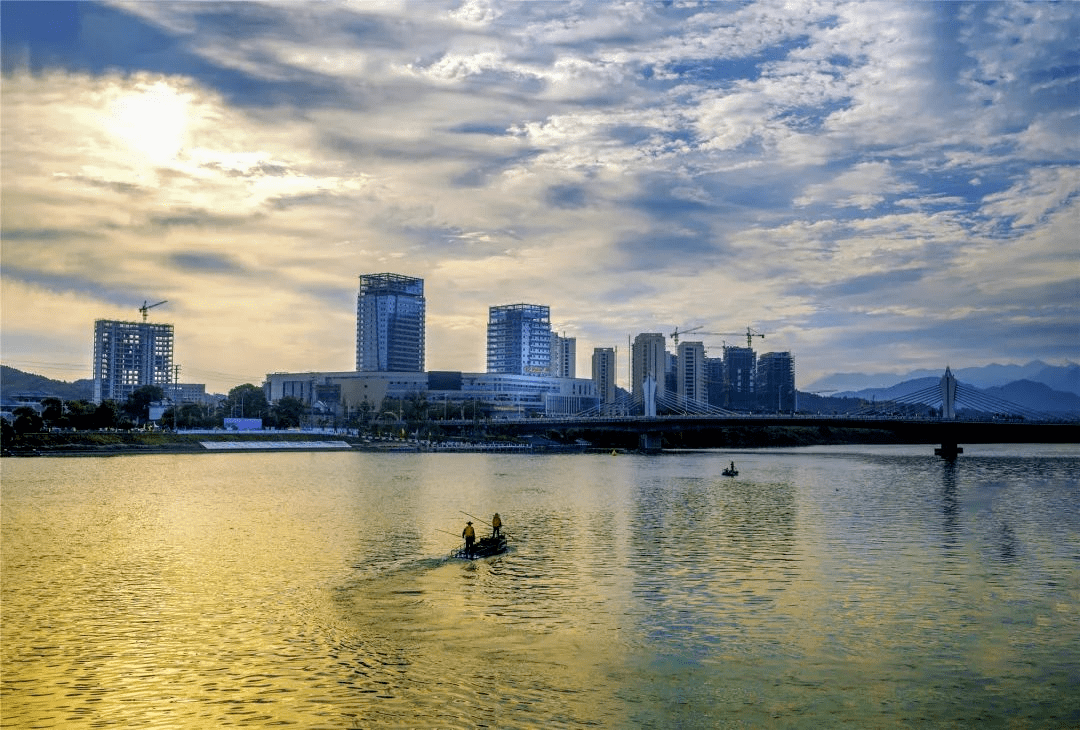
[834,377,940,402]
[834,376,1080,415]
[1030,363,1080,395]
[806,361,1080,397]
[984,380,1080,415]
[0,365,94,401]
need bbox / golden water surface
[2,446,1078,728]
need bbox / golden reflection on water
[2,447,1079,728]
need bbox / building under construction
[356,273,426,373]
[756,351,796,412]
[92,319,174,404]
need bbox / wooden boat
[452,534,508,559]
[722,467,738,477]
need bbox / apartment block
[676,341,706,406]
[551,332,576,378]
[591,347,618,412]
[631,332,667,407]
[356,273,425,372]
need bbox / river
[2,444,1078,728]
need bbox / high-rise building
[92,319,174,404]
[550,332,576,378]
[356,273,425,372]
[723,346,756,410]
[705,356,725,407]
[664,350,678,395]
[631,332,667,407]
[486,304,551,375]
[591,347,617,412]
[757,351,796,412]
[676,341,706,406]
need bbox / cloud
[169,251,246,274]
[2,0,1077,390]
[795,161,916,209]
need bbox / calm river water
[2,445,1078,729]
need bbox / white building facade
[265,369,598,420]
[631,332,667,409]
[676,341,707,406]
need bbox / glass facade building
[356,273,426,372]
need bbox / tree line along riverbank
[1,425,918,457]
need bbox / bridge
[438,412,1075,455]
[434,369,1078,457]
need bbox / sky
[2,0,1078,394]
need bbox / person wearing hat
[491,513,502,538]
[462,521,476,558]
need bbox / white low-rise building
[264,370,598,419]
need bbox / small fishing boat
[452,534,508,559]
[722,467,738,477]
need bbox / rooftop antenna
[139,300,167,322]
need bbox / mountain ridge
[806,361,1079,397]
[833,376,1080,415]
[1,365,94,400]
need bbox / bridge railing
[434,411,1076,426]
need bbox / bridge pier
[933,442,967,460]
[935,442,963,460]
[639,431,663,453]
[935,368,963,459]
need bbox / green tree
[40,398,64,427]
[271,396,305,428]
[123,385,164,425]
[12,406,44,435]
[1,418,16,445]
[356,399,373,428]
[223,384,269,421]
[93,400,122,430]
[162,403,212,429]
[65,400,97,430]
[405,392,429,423]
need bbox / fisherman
[491,513,502,538]
[730,461,736,472]
[462,521,476,558]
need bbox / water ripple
[3,447,1078,728]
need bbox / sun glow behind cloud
[107,80,189,165]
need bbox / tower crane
[671,325,726,345]
[670,325,701,344]
[139,300,168,322]
[671,325,766,348]
[721,326,765,349]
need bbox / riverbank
[1,426,914,457]
[1,431,548,456]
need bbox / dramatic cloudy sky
[2,1,1077,393]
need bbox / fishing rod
[459,510,493,526]
[459,510,510,540]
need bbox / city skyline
[2,1,1077,394]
